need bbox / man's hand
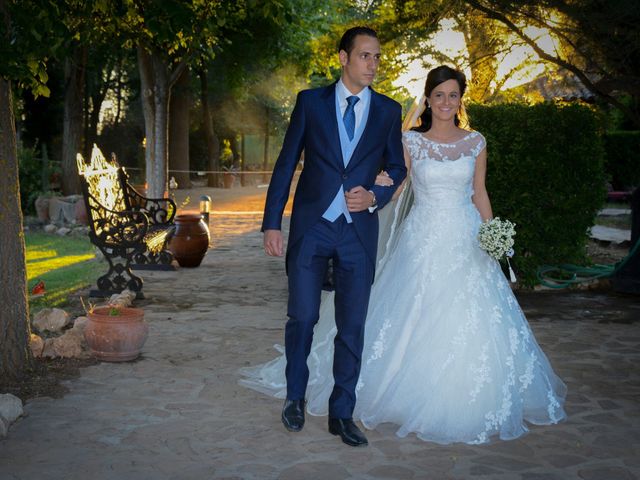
[345,186,375,212]
[264,229,284,256]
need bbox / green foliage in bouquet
[467,102,606,286]
[602,131,640,191]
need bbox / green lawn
[26,232,97,312]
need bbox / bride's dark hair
[412,65,467,132]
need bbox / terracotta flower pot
[169,213,211,267]
[223,173,235,189]
[84,306,148,362]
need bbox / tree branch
[464,0,640,127]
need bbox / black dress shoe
[328,418,368,447]
[282,399,305,432]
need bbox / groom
[262,26,406,447]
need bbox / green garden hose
[536,235,640,288]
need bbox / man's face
[340,35,381,94]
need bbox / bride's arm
[472,147,493,221]
[391,144,412,201]
[376,144,412,201]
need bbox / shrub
[467,102,606,286]
[602,130,640,191]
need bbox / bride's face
[428,79,461,123]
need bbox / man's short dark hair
[339,26,378,55]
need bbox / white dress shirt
[336,78,370,133]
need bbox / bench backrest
[77,146,127,213]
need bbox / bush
[18,144,61,215]
[602,130,640,190]
[467,102,606,286]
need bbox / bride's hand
[375,171,394,187]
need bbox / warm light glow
[392,18,468,99]
[393,16,564,99]
[77,145,125,212]
[27,253,96,281]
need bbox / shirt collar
[337,78,370,105]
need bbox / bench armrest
[125,184,177,225]
[91,206,150,248]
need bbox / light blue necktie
[343,95,359,141]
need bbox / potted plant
[82,301,149,362]
[220,139,236,188]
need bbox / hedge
[467,102,606,286]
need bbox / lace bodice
[402,130,486,208]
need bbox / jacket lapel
[320,83,343,169]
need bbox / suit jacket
[262,82,407,268]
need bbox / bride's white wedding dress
[241,130,567,444]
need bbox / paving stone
[471,455,539,471]
[546,454,588,468]
[367,464,416,478]
[578,466,637,480]
[521,473,566,480]
[278,462,351,480]
[468,464,503,475]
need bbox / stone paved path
[1,186,639,480]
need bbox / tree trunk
[138,46,155,195]
[169,68,190,189]
[459,11,500,103]
[0,77,33,381]
[151,53,169,199]
[61,45,87,195]
[137,46,186,198]
[240,133,246,186]
[199,70,220,188]
[263,108,270,183]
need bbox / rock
[0,416,8,438]
[108,289,136,308]
[51,331,84,358]
[56,227,72,236]
[34,195,50,222]
[32,308,71,333]
[41,339,57,358]
[72,316,88,333]
[0,393,23,424]
[71,226,90,237]
[44,224,57,234]
[48,196,79,224]
[29,333,45,357]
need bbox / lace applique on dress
[403,130,486,163]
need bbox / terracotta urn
[169,213,210,267]
[84,306,148,362]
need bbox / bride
[241,65,567,444]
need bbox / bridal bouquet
[478,217,517,282]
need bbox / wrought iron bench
[77,146,177,298]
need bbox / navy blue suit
[262,82,406,419]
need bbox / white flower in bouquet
[478,217,517,282]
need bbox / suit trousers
[285,216,374,419]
